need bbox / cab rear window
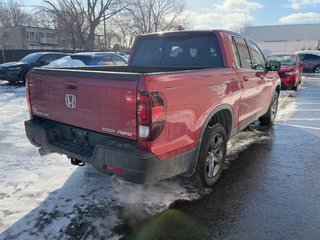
[131,33,223,68]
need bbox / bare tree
[9,1,33,26]
[0,4,10,61]
[43,0,125,51]
[232,22,252,35]
[0,0,33,61]
[124,0,185,35]
[103,14,137,51]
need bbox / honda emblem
[65,94,76,109]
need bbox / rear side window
[233,37,251,69]
[131,34,223,68]
[231,38,241,67]
[112,55,127,65]
[303,54,320,60]
[71,55,91,65]
[95,56,114,66]
[39,54,59,63]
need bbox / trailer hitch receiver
[70,158,85,166]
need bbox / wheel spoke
[208,161,215,177]
[213,136,223,153]
[214,154,222,164]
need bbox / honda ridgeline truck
[25,30,281,187]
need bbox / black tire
[259,92,279,125]
[22,71,28,83]
[7,81,17,85]
[196,123,227,187]
[313,65,320,74]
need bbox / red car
[267,53,304,91]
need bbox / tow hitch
[70,158,85,166]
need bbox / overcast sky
[18,0,320,30]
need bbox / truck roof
[138,29,242,37]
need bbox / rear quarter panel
[139,68,242,160]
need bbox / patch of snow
[277,90,297,122]
[227,129,271,162]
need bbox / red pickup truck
[25,30,281,187]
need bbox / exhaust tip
[38,148,50,156]
[111,175,129,191]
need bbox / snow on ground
[0,81,297,239]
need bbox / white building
[244,23,320,55]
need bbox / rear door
[29,69,139,140]
[246,39,274,115]
[232,36,260,129]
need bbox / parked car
[25,30,281,187]
[267,53,303,91]
[46,52,128,68]
[296,50,320,74]
[0,62,15,81]
[0,52,68,83]
[115,52,130,62]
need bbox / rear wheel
[259,92,279,125]
[314,65,320,74]
[196,124,227,187]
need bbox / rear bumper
[280,74,299,89]
[25,119,196,184]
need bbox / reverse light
[139,125,150,138]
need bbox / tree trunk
[86,28,96,51]
[1,49,5,63]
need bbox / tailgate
[28,68,140,140]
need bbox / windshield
[131,33,223,68]
[267,55,297,66]
[20,53,43,63]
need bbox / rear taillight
[25,71,33,118]
[137,91,167,149]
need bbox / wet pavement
[128,77,320,240]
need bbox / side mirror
[265,60,281,71]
